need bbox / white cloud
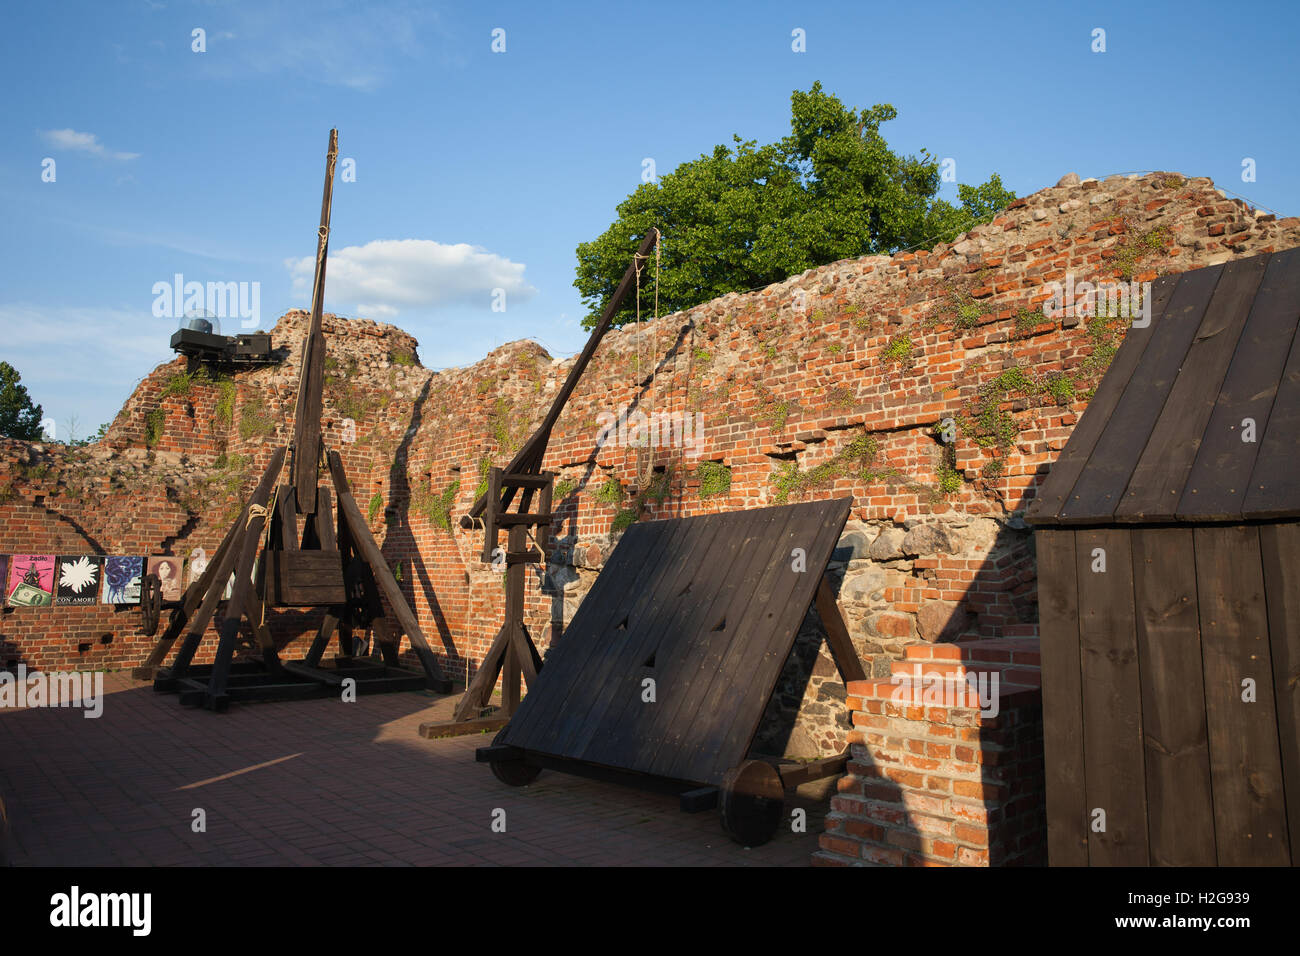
[40,128,140,161]
[0,304,175,434]
[286,239,537,317]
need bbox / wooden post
[291,128,338,516]
[166,447,286,683]
[327,451,452,692]
[205,450,287,708]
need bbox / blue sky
[3,0,1298,437]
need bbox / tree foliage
[0,361,43,441]
[576,83,1015,328]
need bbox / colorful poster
[7,554,55,607]
[55,555,104,606]
[102,556,143,605]
[147,555,183,602]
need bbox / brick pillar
[814,641,1047,866]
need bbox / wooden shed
[1027,248,1300,866]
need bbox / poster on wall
[55,555,104,606]
[6,554,56,607]
[102,556,143,605]
[188,547,208,586]
[147,555,184,603]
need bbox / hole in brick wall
[100,633,114,645]
[34,495,45,506]
[77,642,91,654]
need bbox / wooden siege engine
[137,129,453,711]
[420,231,662,736]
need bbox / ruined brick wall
[815,643,1046,866]
[2,173,1296,775]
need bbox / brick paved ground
[0,673,825,866]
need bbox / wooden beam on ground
[419,716,509,739]
[454,623,510,721]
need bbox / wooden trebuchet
[145,129,453,709]
[424,233,661,737]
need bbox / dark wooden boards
[1242,264,1300,519]
[265,549,347,606]
[1075,528,1148,865]
[500,498,853,787]
[1179,248,1300,521]
[1259,522,1300,856]
[1030,249,1300,526]
[1025,273,1179,524]
[1061,264,1224,523]
[1193,525,1290,865]
[1034,528,1089,866]
[1117,256,1267,521]
[1131,528,1215,865]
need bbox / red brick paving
[0,674,824,866]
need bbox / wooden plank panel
[505,518,673,740]
[1025,273,1180,525]
[542,514,711,759]
[1259,521,1300,863]
[1034,529,1089,866]
[1194,525,1290,865]
[1179,248,1300,521]
[581,506,776,771]
[1243,305,1300,518]
[1117,255,1269,521]
[503,498,852,789]
[643,505,803,780]
[500,519,667,734]
[1131,527,1216,865]
[506,517,687,753]
[1060,264,1224,523]
[696,499,852,784]
[1076,528,1148,865]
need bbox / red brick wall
[2,172,1296,689]
[815,644,1046,866]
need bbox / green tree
[0,361,43,440]
[576,83,1015,328]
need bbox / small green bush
[696,461,732,499]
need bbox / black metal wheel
[489,727,541,787]
[719,759,784,847]
[140,573,163,637]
